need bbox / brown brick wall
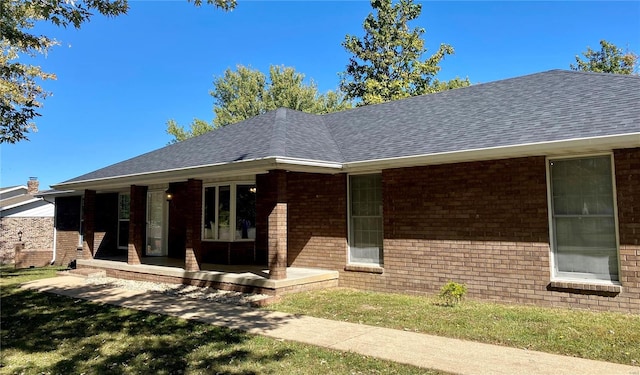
[287,172,347,270]
[613,148,640,309]
[55,230,79,267]
[184,179,203,271]
[284,153,639,313]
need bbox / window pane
[349,174,383,265]
[550,156,618,281]
[118,194,130,220]
[203,187,216,239]
[551,157,613,215]
[236,184,256,240]
[218,186,231,240]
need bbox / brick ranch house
[47,70,639,312]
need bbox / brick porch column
[128,185,147,265]
[81,190,96,259]
[268,170,287,280]
[184,179,203,271]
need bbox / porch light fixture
[18,230,23,242]
[165,189,173,202]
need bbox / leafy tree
[166,65,351,143]
[1,0,236,144]
[570,40,638,75]
[340,0,469,106]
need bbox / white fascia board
[52,157,344,192]
[344,133,640,172]
[35,190,80,198]
[272,157,343,172]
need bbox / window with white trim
[203,183,256,241]
[117,193,130,249]
[548,155,619,282]
[348,174,383,265]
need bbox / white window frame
[117,193,130,250]
[546,153,621,284]
[202,181,256,242]
[347,172,384,266]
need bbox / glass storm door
[146,191,168,256]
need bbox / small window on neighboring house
[548,155,619,282]
[117,193,130,249]
[349,174,383,265]
[203,183,256,241]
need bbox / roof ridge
[270,108,288,157]
[319,112,346,163]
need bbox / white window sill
[548,280,622,294]
[201,239,255,243]
[345,264,384,274]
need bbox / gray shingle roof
[62,70,640,184]
[325,69,640,162]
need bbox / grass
[267,288,640,366]
[0,266,440,375]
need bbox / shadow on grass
[1,285,292,375]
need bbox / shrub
[438,280,467,306]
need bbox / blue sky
[1,0,639,190]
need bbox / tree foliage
[1,0,236,144]
[570,40,638,75]
[166,65,351,143]
[340,0,469,106]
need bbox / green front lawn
[267,288,640,366]
[0,267,438,375]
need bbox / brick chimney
[27,177,39,195]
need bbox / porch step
[58,268,106,279]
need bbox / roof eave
[52,157,344,191]
[52,133,639,191]
[344,133,640,173]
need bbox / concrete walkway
[21,276,639,375]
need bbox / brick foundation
[77,263,338,296]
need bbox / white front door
[146,190,168,256]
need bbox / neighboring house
[0,178,54,264]
[49,70,639,312]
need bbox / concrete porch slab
[76,258,339,295]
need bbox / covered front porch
[74,169,338,295]
[76,257,339,296]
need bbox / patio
[76,257,339,296]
